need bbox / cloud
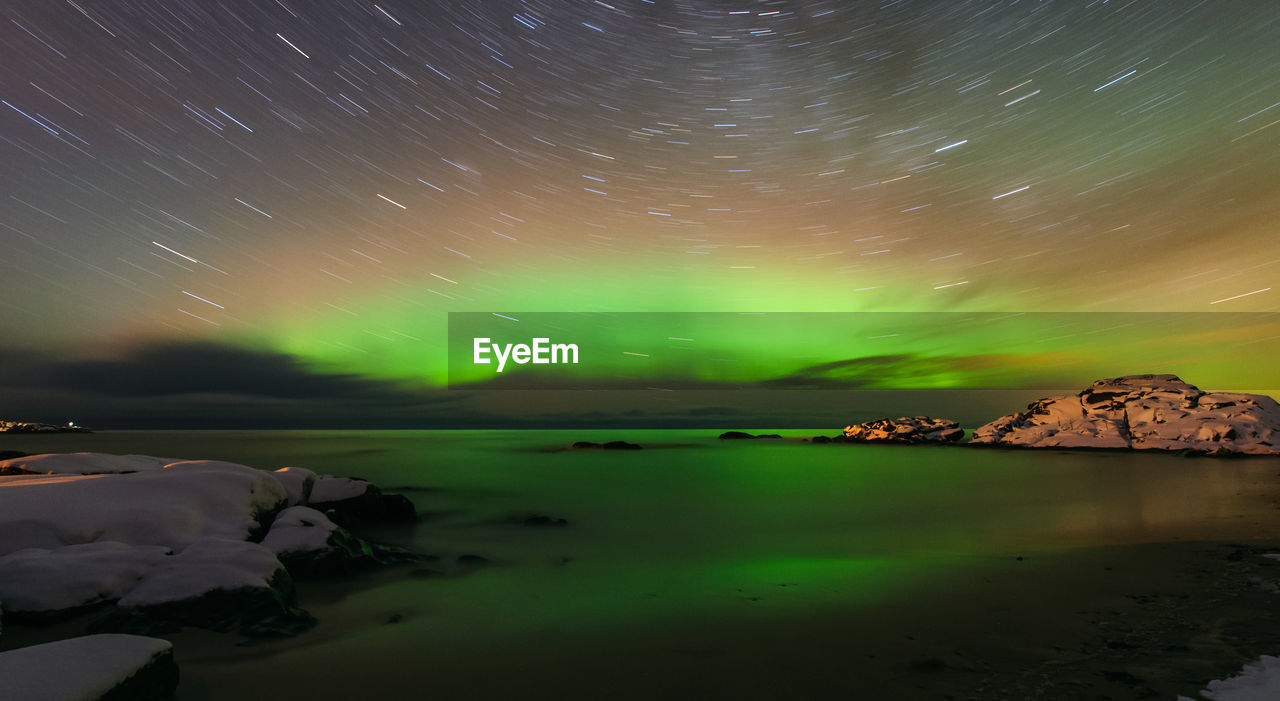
[763,353,1021,389]
[33,341,423,401]
[0,341,473,428]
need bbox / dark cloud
[764,353,1019,389]
[0,341,472,428]
[34,341,421,401]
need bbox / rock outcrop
[0,452,419,639]
[971,374,1280,455]
[0,634,178,701]
[309,475,418,526]
[93,538,314,637]
[842,416,964,444]
[0,460,288,556]
[263,506,417,574]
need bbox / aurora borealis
[2,1,1278,425]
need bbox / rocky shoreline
[0,452,423,698]
[720,375,1280,457]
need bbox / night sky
[1,1,1278,426]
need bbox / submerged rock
[0,634,178,701]
[971,374,1280,455]
[842,417,964,444]
[522,514,569,527]
[602,440,642,450]
[569,440,643,450]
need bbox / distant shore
[0,420,91,434]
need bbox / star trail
[1,1,1278,384]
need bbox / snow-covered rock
[0,537,312,636]
[309,475,371,503]
[842,416,964,443]
[0,452,414,637]
[0,462,287,556]
[262,506,341,556]
[263,505,418,574]
[0,542,171,614]
[270,466,317,506]
[118,538,285,607]
[0,634,178,701]
[309,475,417,526]
[1179,654,1280,700]
[97,538,314,637]
[971,375,1280,455]
[0,452,174,475]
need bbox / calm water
[6,430,1280,699]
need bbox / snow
[1179,655,1280,701]
[119,538,284,607]
[0,452,402,623]
[270,466,317,506]
[0,452,175,475]
[0,461,287,556]
[971,375,1280,454]
[309,475,370,503]
[0,542,170,613]
[0,634,172,701]
[262,506,339,555]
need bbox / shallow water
[5,430,1280,699]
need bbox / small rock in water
[570,440,642,450]
[717,431,780,440]
[602,440,642,450]
[523,515,569,527]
